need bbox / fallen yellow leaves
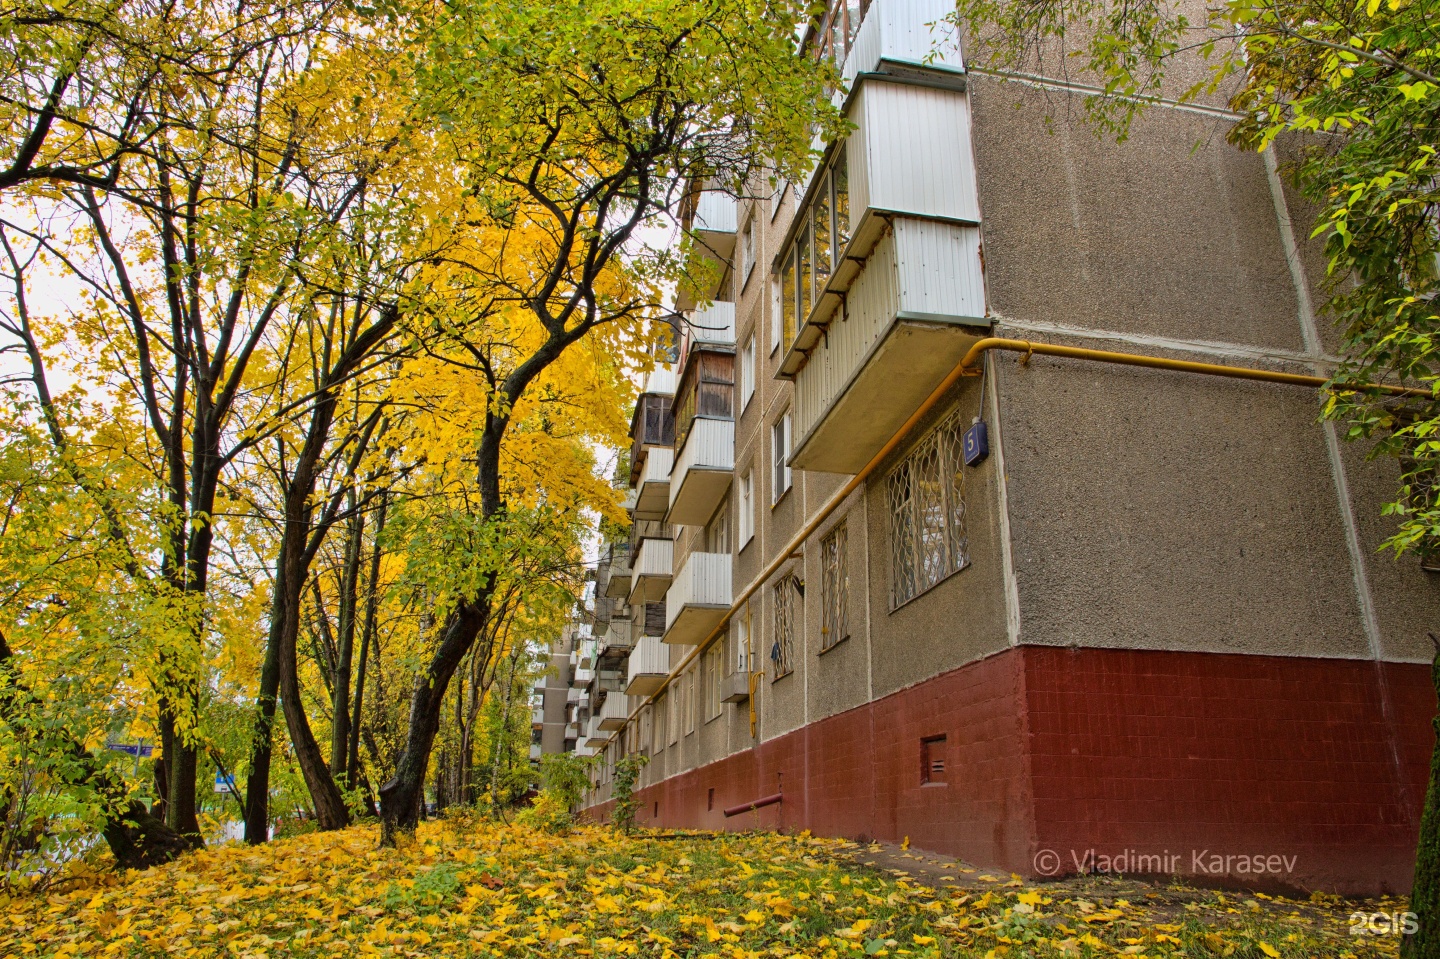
[0,813,1410,958]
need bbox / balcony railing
[680,301,736,358]
[595,617,634,664]
[668,417,735,526]
[628,536,674,606]
[583,714,608,747]
[625,634,670,696]
[677,188,737,311]
[602,543,631,598]
[663,551,732,645]
[597,692,632,731]
[837,0,963,90]
[633,447,673,522]
[788,217,986,474]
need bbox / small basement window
[921,735,947,785]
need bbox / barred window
[820,523,849,650]
[887,409,970,608]
[770,574,799,678]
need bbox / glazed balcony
[628,534,674,606]
[666,346,735,526]
[625,634,669,697]
[662,551,732,646]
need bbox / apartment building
[574,0,1440,894]
[536,621,589,759]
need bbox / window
[734,604,751,675]
[812,0,869,65]
[777,147,851,353]
[769,276,782,356]
[669,688,679,745]
[707,502,729,554]
[655,693,667,750]
[738,469,754,547]
[770,574,799,679]
[921,735,947,785]
[888,407,971,608]
[738,215,757,291]
[740,334,755,411]
[705,645,723,721]
[687,668,698,733]
[772,413,792,502]
[820,524,849,650]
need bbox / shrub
[611,754,650,834]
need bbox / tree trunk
[347,495,385,791]
[273,393,352,832]
[331,496,363,783]
[378,598,491,843]
[163,700,201,845]
[1404,635,1440,958]
[243,581,286,843]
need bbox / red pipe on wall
[723,793,782,818]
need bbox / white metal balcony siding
[686,301,735,346]
[694,191,737,235]
[629,536,674,605]
[667,417,735,526]
[841,0,964,89]
[634,447,673,521]
[625,634,669,696]
[597,693,632,731]
[644,363,678,397]
[794,219,985,445]
[847,80,980,226]
[663,551,733,645]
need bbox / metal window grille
[887,408,971,608]
[771,575,798,678]
[820,524,849,650]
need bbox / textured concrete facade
[573,0,1440,894]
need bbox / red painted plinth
[584,647,1433,895]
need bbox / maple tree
[370,0,845,843]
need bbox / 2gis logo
[1349,911,1418,936]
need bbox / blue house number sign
[963,419,989,467]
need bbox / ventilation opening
[921,734,948,785]
[707,788,715,811]
[653,801,659,819]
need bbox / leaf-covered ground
[3,813,1407,957]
